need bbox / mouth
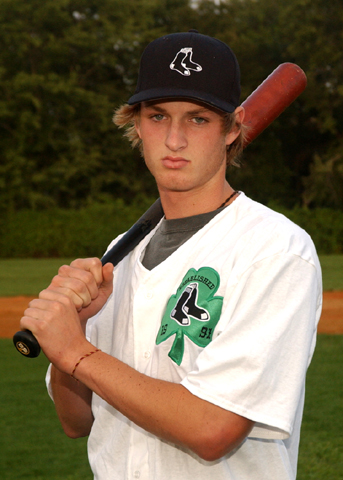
[162,156,190,169]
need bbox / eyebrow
[143,103,213,116]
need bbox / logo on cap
[170,47,202,77]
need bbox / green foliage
[0,199,155,258]
[0,0,343,212]
[1,203,342,259]
[302,152,343,209]
[0,0,193,211]
[194,0,343,210]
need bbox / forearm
[19,260,113,436]
[50,365,94,438]
[73,350,253,460]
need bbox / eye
[151,114,165,121]
[192,116,207,125]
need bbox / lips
[162,156,190,169]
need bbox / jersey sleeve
[181,252,322,439]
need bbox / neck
[159,182,236,219]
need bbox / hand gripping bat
[13,62,307,358]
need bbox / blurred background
[0,0,342,258]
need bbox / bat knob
[13,330,41,358]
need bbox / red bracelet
[71,348,101,380]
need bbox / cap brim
[127,88,236,113]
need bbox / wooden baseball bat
[243,63,307,146]
[13,62,307,358]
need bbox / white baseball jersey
[47,193,322,480]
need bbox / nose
[165,120,187,151]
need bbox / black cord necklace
[217,191,239,209]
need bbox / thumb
[101,262,114,293]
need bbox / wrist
[71,348,102,381]
[52,338,94,376]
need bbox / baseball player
[21,31,322,479]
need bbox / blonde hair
[113,102,247,167]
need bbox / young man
[21,32,322,479]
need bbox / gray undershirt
[142,206,226,270]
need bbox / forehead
[141,99,225,116]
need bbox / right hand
[41,257,114,327]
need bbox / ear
[225,106,245,146]
[135,118,142,139]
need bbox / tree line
[0,0,342,215]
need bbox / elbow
[193,436,234,462]
[63,424,91,439]
[65,431,88,439]
[191,420,254,462]
[58,415,93,439]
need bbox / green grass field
[0,339,92,480]
[0,256,342,479]
[0,258,74,296]
[297,335,343,479]
[319,255,343,291]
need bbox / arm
[50,365,94,438]
[21,259,253,459]
[32,258,114,438]
[70,348,254,461]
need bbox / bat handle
[13,330,41,358]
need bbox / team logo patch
[170,47,202,76]
[156,267,223,365]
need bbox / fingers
[23,293,74,322]
[46,258,113,310]
[40,285,85,312]
[20,292,92,372]
[20,293,74,337]
[69,258,104,287]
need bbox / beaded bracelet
[71,348,101,380]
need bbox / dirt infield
[1,292,342,338]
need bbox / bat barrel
[242,63,307,147]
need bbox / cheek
[139,124,161,152]
[200,134,227,160]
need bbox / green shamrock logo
[156,267,223,365]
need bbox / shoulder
[233,193,310,238]
[233,193,302,231]
[217,193,320,269]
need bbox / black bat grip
[13,330,41,358]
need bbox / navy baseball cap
[128,30,241,113]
